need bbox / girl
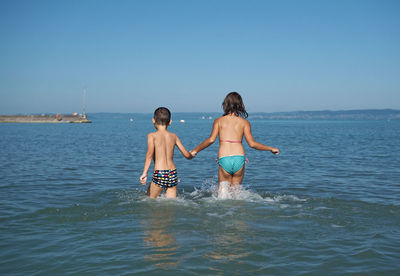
[191,92,279,192]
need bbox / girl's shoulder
[213,116,223,125]
[217,114,248,122]
[234,116,250,129]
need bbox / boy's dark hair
[222,92,248,118]
[154,107,171,125]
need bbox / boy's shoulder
[149,130,177,138]
[166,130,178,138]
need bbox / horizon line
[2,108,400,115]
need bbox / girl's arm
[175,135,193,159]
[191,119,219,156]
[244,121,279,154]
[140,133,155,185]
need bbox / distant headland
[2,109,400,122]
[249,109,400,120]
[0,114,91,123]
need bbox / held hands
[139,174,147,185]
[271,147,280,155]
[190,150,197,158]
[186,152,194,160]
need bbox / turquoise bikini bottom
[218,155,246,175]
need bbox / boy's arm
[191,119,219,156]
[175,135,193,159]
[244,121,279,154]
[140,133,155,185]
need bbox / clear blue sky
[1,0,399,114]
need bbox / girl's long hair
[222,92,248,118]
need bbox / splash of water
[188,179,307,204]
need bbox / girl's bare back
[217,114,246,157]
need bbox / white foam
[123,179,309,207]
[206,210,235,218]
[186,179,310,205]
[270,194,307,202]
[205,181,265,201]
[314,206,333,210]
[217,181,231,199]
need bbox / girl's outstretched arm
[140,133,155,185]
[191,119,219,156]
[244,121,279,154]
[175,135,193,159]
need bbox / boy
[139,107,192,198]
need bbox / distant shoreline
[89,109,400,120]
[249,109,400,120]
[0,114,91,123]
[2,109,400,121]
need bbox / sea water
[1,114,399,275]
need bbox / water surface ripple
[1,115,399,275]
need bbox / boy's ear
[169,120,172,125]
[152,118,155,124]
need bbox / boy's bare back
[149,130,179,171]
